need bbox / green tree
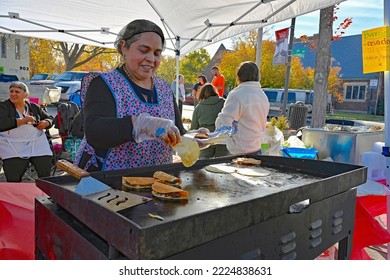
[179,48,210,83]
[156,56,176,82]
[156,49,210,85]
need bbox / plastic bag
[193,121,238,149]
[284,135,306,148]
[263,125,284,156]
[132,113,180,146]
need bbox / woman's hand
[35,120,50,130]
[17,115,36,126]
[132,113,181,146]
[163,125,181,147]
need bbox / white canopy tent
[0,0,346,108]
[1,0,345,55]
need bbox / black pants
[2,156,52,182]
[178,100,183,118]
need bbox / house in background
[0,33,30,80]
[293,34,382,114]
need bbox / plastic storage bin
[282,147,318,159]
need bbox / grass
[326,111,384,122]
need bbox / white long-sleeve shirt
[215,81,269,155]
[171,81,186,101]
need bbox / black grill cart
[35,155,366,260]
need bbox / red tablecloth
[0,183,46,260]
[350,180,390,260]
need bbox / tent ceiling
[0,0,345,55]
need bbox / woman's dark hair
[236,61,259,83]
[198,75,207,84]
[115,19,165,55]
[198,83,218,101]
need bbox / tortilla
[234,157,262,166]
[152,181,189,201]
[235,167,270,177]
[194,133,208,139]
[122,177,155,190]
[153,171,182,186]
[205,164,236,174]
[173,137,200,167]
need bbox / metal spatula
[55,159,110,195]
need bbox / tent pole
[175,37,180,107]
[383,0,390,260]
[255,27,263,80]
[281,17,296,116]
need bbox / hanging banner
[362,26,390,74]
[272,28,290,65]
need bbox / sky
[205,0,384,57]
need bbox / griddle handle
[289,199,310,213]
[56,159,90,180]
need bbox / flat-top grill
[35,155,366,260]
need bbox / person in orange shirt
[211,66,225,97]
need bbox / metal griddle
[35,155,366,260]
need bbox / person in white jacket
[215,61,269,155]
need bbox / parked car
[30,73,57,81]
[56,80,83,102]
[183,92,195,106]
[54,71,88,83]
[0,74,19,83]
[263,88,313,118]
[30,71,86,85]
[31,71,88,102]
[55,71,88,102]
[26,73,57,85]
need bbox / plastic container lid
[282,147,318,159]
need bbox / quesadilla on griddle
[122,177,155,191]
[153,171,182,187]
[152,181,189,201]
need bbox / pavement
[182,104,195,121]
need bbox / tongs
[191,121,238,148]
[172,121,238,167]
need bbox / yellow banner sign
[362,26,390,74]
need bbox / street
[182,104,194,120]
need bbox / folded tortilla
[152,181,189,200]
[122,177,155,190]
[234,157,262,166]
[194,133,208,139]
[153,171,182,185]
